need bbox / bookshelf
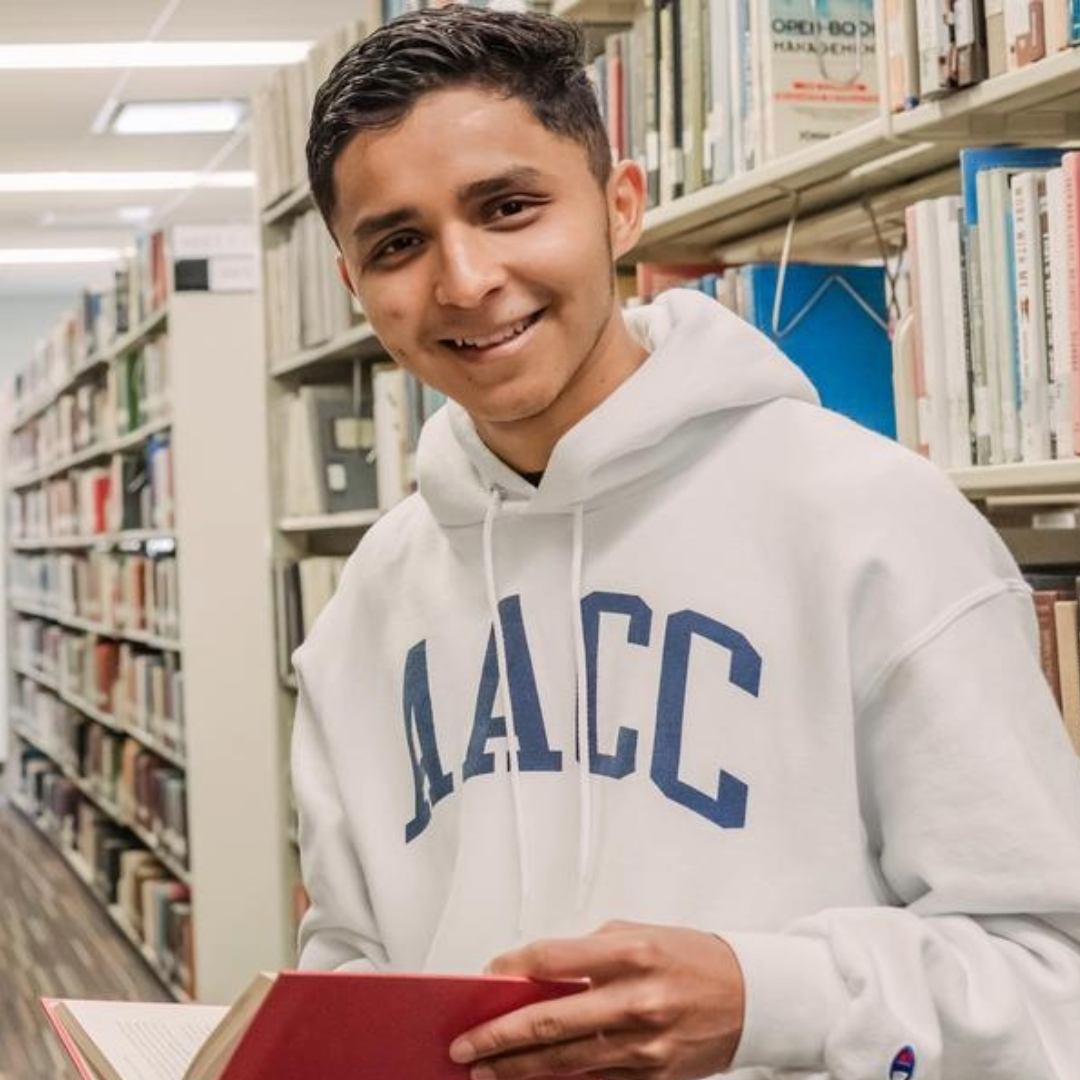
[250,16,457,934]
[3,277,291,1004]
[238,1,1080,939]
[633,44,1080,262]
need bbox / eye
[370,233,422,265]
[489,196,544,223]
[495,199,528,217]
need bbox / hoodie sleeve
[292,674,386,974]
[726,586,1080,1079]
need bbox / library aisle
[0,793,168,1080]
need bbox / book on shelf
[898,147,1077,468]
[1053,597,1080,754]
[12,744,194,994]
[281,384,379,517]
[753,0,880,160]
[44,970,584,1080]
[1017,569,1080,755]
[251,21,368,212]
[903,195,971,469]
[635,261,726,302]
[263,209,362,362]
[885,0,921,110]
[727,262,896,437]
[273,556,349,678]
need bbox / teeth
[455,315,532,349]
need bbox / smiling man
[291,6,1080,1080]
[325,60,646,475]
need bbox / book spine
[1011,171,1052,462]
[1063,154,1080,454]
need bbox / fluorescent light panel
[0,42,310,69]
[0,248,123,265]
[0,172,254,192]
[111,100,247,135]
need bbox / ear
[607,159,646,262]
[336,253,358,297]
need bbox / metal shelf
[8,415,172,492]
[948,460,1080,498]
[277,508,381,533]
[269,321,384,379]
[10,529,175,553]
[261,183,314,227]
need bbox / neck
[475,306,648,473]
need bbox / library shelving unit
[554,0,1080,504]
[252,14,447,931]
[243,6,1080,930]
[3,278,292,1004]
[259,178,391,930]
[557,1,1080,265]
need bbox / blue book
[959,147,1067,229]
[740,262,895,438]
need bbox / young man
[293,6,1080,1078]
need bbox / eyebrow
[350,166,546,245]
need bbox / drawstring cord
[482,487,530,935]
[570,502,593,909]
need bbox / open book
[43,969,585,1080]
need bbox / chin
[472,394,559,427]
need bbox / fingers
[486,922,661,983]
[451,985,619,1064]
[460,1028,663,1080]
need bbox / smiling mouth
[443,310,543,351]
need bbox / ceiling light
[0,172,255,193]
[0,248,123,266]
[111,100,247,135]
[116,206,155,224]
[0,42,310,70]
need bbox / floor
[0,789,169,1080]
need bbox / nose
[433,227,506,308]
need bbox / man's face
[330,85,645,469]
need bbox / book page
[57,1001,228,1080]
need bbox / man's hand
[448,920,745,1080]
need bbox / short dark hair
[307,4,611,230]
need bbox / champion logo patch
[889,1045,916,1079]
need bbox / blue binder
[741,262,896,438]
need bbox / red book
[43,970,585,1080]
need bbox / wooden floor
[0,790,169,1080]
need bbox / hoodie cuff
[723,932,848,1073]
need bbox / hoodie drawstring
[570,502,593,909]
[482,487,530,935]
[482,488,593,929]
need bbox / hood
[417,288,819,527]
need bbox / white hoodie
[293,289,1080,1079]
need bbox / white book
[1010,170,1052,462]
[885,0,920,110]
[281,392,320,517]
[373,363,411,511]
[298,557,344,640]
[754,0,880,162]
[935,196,973,467]
[915,0,951,96]
[910,199,952,466]
[1044,167,1075,458]
[979,168,1021,463]
[1004,0,1047,68]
